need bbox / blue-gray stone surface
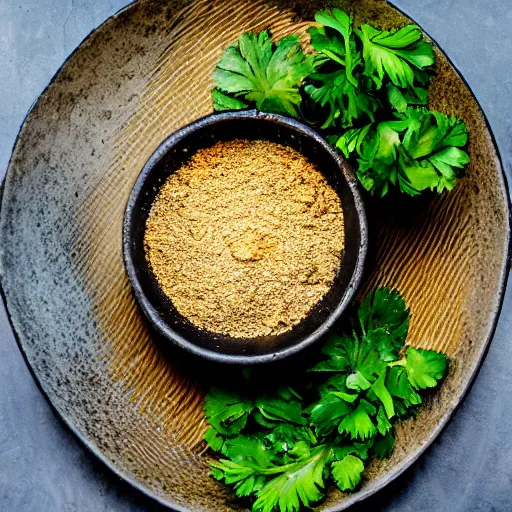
[0,1,511,511]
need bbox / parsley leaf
[337,108,470,197]
[265,424,317,458]
[311,331,387,381]
[346,371,372,391]
[339,399,377,441]
[313,287,407,378]
[305,69,378,129]
[310,393,355,437]
[331,454,365,492]
[310,332,354,373]
[212,88,248,111]
[253,446,329,512]
[212,31,314,117]
[371,375,395,419]
[373,431,395,459]
[386,67,431,112]
[386,364,422,415]
[221,434,275,469]
[376,406,393,436]
[204,387,253,436]
[391,347,448,390]
[255,387,305,427]
[210,457,266,498]
[358,287,410,361]
[305,9,378,129]
[331,439,375,463]
[357,24,435,89]
[313,9,356,80]
[337,121,401,196]
[204,427,225,452]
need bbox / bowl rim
[122,109,368,364]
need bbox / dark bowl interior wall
[0,0,509,511]
[125,112,364,358]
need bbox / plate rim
[0,1,510,511]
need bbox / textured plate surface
[0,0,509,511]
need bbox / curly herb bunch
[211,8,470,197]
[203,288,448,512]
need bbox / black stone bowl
[123,110,367,364]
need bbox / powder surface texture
[144,139,344,338]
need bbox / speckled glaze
[0,0,509,511]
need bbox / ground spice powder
[144,139,344,338]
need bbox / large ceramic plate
[0,0,509,510]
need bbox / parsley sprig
[212,31,314,117]
[211,9,470,197]
[304,9,379,129]
[337,107,470,196]
[204,288,448,512]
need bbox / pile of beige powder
[144,139,344,338]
